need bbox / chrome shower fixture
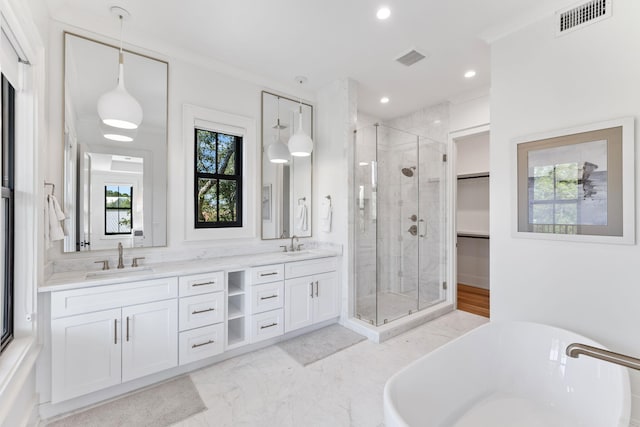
[401,166,416,177]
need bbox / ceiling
[46,0,575,120]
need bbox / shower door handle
[418,219,426,238]
[407,225,418,236]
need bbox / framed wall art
[513,117,635,244]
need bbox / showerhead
[401,166,416,177]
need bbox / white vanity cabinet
[249,264,285,343]
[178,271,225,364]
[44,252,341,410]
[284,257,339,333]
[50,277,178,403]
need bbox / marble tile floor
[173,310,488,427]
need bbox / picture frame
[512,117,635,244]
[262,184,271,221]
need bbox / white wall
[315,78,355,321]
[490,0,640,423]
[450,89,490,133]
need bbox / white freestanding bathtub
[384,321,630,427]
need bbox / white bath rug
[277,324,367,366]
[45,375,206,427]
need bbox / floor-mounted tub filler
[384,321,631,427]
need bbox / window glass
[195,128,242,228]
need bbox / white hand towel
[320,198,332,233]
[47,195,66,245]
[296,203,308,232]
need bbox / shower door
[354,124,448,326]
[417,136,448,309]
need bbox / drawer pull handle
[192,340,215,348]
[260,295,278,300]
[192,308,216,315]
[260,272,278,277]
[260,323,278,329]
[193,281,216,287]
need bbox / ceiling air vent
[395,49,427,67]
[556,0,611,36]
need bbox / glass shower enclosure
[354,124,448,326]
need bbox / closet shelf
[457,232,490,239]
[457,172,489,180]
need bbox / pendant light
[97,7,143,130]
[100,121,136,142]
[287,76,313,157]
[268,96,290,163]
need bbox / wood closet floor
[457,284,490,318]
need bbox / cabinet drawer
[179,323,224,365]
[250,264,284,284]
[51,277,178,318]
[250,282,284,314]
[250,309,284,343]
[179,271,225,296]
[179,293,224,331]
[285,257,337,279]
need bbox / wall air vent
[395,49,427,67]
[556,0,611,36]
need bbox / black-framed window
[1,75,15,354]
[105,185,133,234]
[195,128,242,228]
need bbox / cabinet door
[51,308,122,403]
[284,277,314,333]
[314,271,340,323]
[122,299,178,382]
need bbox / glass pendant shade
[288,110,313,157]
[97,59,143,130]
[267,138,290,163]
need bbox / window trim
[183,104,257,241]
[194,128,243,228]
[1,75,15,354]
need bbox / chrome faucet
[290,235,299,252]
[117,242,124,269]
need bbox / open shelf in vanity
[227,270,248,349]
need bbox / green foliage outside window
[195,129,242,227]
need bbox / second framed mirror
[261,91,313,239]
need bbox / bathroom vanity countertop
[40,249,339,292]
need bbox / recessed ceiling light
[377,7,391,20]
[380,96,390,104]
[464,70,477,79]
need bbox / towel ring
[298,197,306,205]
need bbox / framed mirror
[63,32,168,252]
[261,91,313,239]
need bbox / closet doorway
[453,127,490,317]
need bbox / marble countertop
[40,249,339,293]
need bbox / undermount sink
[86,267,154,279]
